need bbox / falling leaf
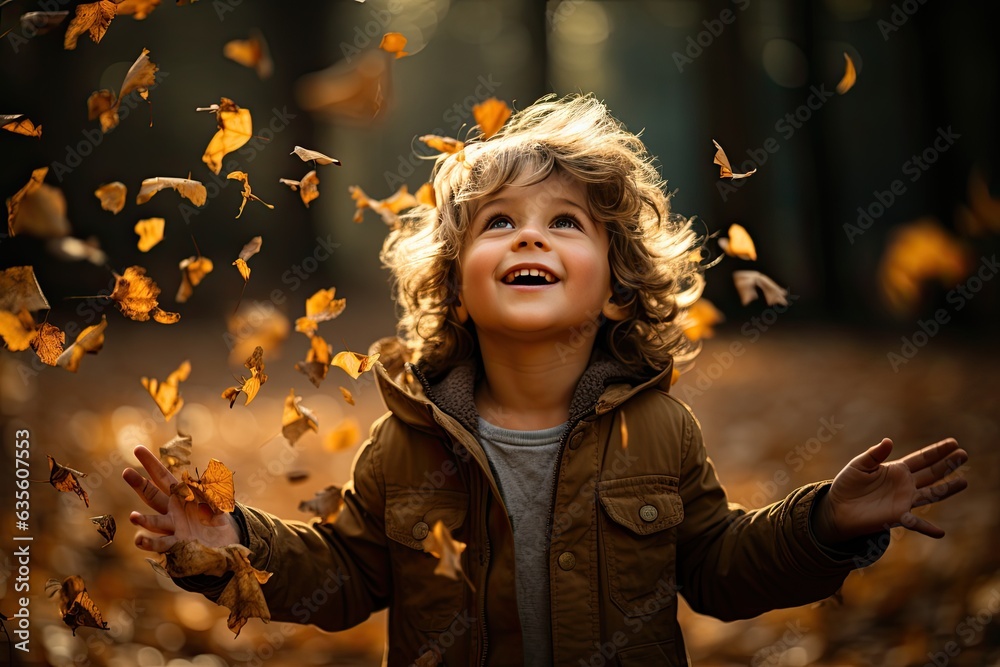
[110,266,180,323]
[473,98,511,139]
[222,345,267,407]
[733,270,788,307]
[63,0,120,50]
[718,224,757,261]
[94,182,126,213]
[226,171,274,218]
[116,0,160,19]
[56,315,107,372]
[18,11,69,36]
[223,29,272,79]
[295,288,346,337]
[176,255,214,303]
[286,470,309,483]
[45,576,108,635]
[31,322,64,366]
[324,417,361,452]
[298,484,344,522]
[171,459,235,514]
[227,304,289,365]
[134,217,165,252]
[48,455,90,507]
[877,218,970,315]
[0,266,50,313]
[0,309,38,352]
[294,333,332,388]
[163,540,228,578]
[6,166,70,239]
[836,52,857,95]
[87,48,158,132]
[956,168,1000,236]
[1,114,42,137]
[619,411,628,450]
[279,170,320,208]
[422,520,473,589]
[415,182,435,207]
[282,389,318,446]
[136,176,207,206]
[199,98,253,175]
[141,360,191,421]
[290,146,340,166]
[339,386,354,405]
[712,140,756,179]
[331,350,379,379]
[419,135,463,154]
[90,515,116,547]
[682,299,724,342]
[233,236,262,283]
[379,32,409,58]
[295,48,391,123]
[47,236,108,265]
[348,184,418,227]
[159,432,192,473]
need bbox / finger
[129,511,175,535]
[899,511,945,539]
[913,477,968,507]
[900,438,960,474]
[123,467,170,514]
[133,445,179,494]
[912,448,968,488]
[133,528,178,553]
[848,438,893,473]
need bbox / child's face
[457,172,614,341]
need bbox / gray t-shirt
[477,417,566,667]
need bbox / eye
[484,213,513,230]
[552,214,581,230]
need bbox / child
[123,94,968,666]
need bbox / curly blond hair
[380,93,704,377]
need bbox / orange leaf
[222,345,267,407]
[110,266,179,323]
[226,171,274,218]
[0,309,38,352]
[419,135,463,154]
[719,223,757,261]
[141,360,191,421]
[0,265,50,312]
[116,0,160,20]
[56,315,108,372]
[294,288,346,337]
[158,432,192,473]
[279,170,320,208]
[94,181,126,213]
[282,389,319,446]
[199,98,253,175]
[6,166,70,239]
[324,418,360,453]
[877,218,971,315]
[48,455,90,507]
[416,182,435,207]
[422,520,473,589]
[294,333,332,388]
[176,255,214,303]
[223,29,272,79]
[233,236,262,283]
[298,484,344,522]
[63,0,119,50]
[379,32,409,58]
[45,575,108,635]
[712,139,756,179]
[348,184,418,228]
[31,321,65,366]
[682,299,724,342]
[227,304,289,366]
[473,98,511,139]
[172,459,235,514]
[0,114,42,138]
[331,350,379,379]
[295,49,390,123]
[136,176,206,206]
[87,48,158,132]
[339,386,354,405]
[836,52,857,95]
[134,217,165,252]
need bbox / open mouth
[502,268,558,285]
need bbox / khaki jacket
[178,354,886,666]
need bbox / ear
[454,297,469,324]
[602,297,629,322]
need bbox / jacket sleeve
[674,405,890,621]
[171,416,393,631]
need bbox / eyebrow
[478,196,589,214]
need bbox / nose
[511,225,550,251]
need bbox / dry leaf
[45,575,108,635]
[136,176,207,206]
[294,333,332,388]
[682,299,724,342]
[348,184,418,227]
[619,411,628,450]
[956,168,1000,236]
[415,182,435,207]
[226,171,274,218]
[222,345,267,407]
[64,0,120,49]
[87,48,157,132]
[0,309,38,352]
[141,360,191,421]
[31,322,65,366]
[712,140,756,179]
[91,514,116,547]
[0,114,42,137]
[159,432,193,473]
[0,266,50,312]
[419,135,464,154]
[233,236,262,283]
[733,270,789,307]
[47,236,108,265]
[290,146,340,166]
[282,389,319,446]
[56,315,107,372]
[226,304,289,365]
[163,540,228,578]
[199,98,253,174]
[116,0,160,19]
[339,386,354,405]
[294,288,346,337]
[176,255,214,303]
[224,29,272,79]
[878,218,970,315]
[18,12,69,36]
[171,459,235,514]
[422,520,472,589]
[279,170,320,208]
[324,417,361,452]
[837,52,857,95]
[473,98,511,139]
[6,166,70,239]
[298,484,344,522]
[331,350,379,379]
[379,32,409,58]
[718,223,757,261]
[48,455,90,507]
[295,48,391,123]
[134,217,165,252]
[110,266,180,323]
[94,181,126,213]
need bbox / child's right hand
[122,445,241,576]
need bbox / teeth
[503,268,557,283]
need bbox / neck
[474,330,595,430]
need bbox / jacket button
[558,551,576,570]
[639,505,658,522]
[568,431,585,450]
[412,521,429,540]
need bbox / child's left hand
[813,437,968,545]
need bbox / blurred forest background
[1,0,999,665]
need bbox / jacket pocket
[385,488,470,631]
[597,475,683,618]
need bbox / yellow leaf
[172,459,235,514]
[339,386,354,405]
[221,346,267,407]
[877,218,971,315]
[712,139,756,179]
[136,176,206,206]
[86,48,158,132]
[226,171,274,218]
[330,350,379,379]
[141,360,191,421]
[200,98,253,175]
[6,166,70,239]
[422,520,473,589]
[419,135,463,154]
[176,256,214,303]
[473,98,511,139]
[134,217,165,252]
[682,299,724,342]
[282,389,318,446]
[294,288,346,336]
[110,266,179,323]
[279,170,320,208]
[294,334,332,388]
[348,184,418,228]
[56,315,108,372]
[116,0,160,20]
[324,418,360,452]
[719,223,757,261]
[94,181,126,214]
[223,29,272,79]
[1,115,42,138]
[31,321,65,366]
[0,309,38,351]
[63,0,119,50]
[836,52,857,95]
